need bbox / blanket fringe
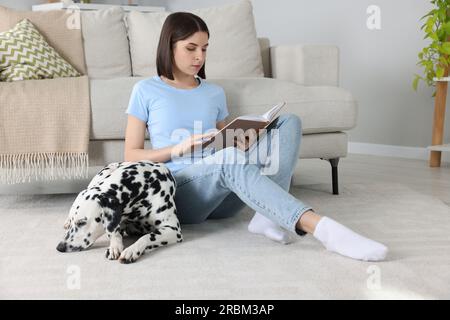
[0,152,89,185]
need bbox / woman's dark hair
[156,12,210,80]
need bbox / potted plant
[413,0,450,167]
[413,0,450,93]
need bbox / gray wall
[0,0,45,10]
[1,0,448,148]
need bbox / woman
[124,12,388,261]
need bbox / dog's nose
[56,242,67,252]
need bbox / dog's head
[56,190,105,253]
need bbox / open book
[201,102,286,152]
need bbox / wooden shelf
[32,2,165,12]
[429,67,449,167]
[433,77,450,82]
[428,144,450,152]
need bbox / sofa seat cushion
[89,77,357,140]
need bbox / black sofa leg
[321,158,340,195]
[329,158,340,195]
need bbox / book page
[235,102,286,122]
[261,102,286,121]
[201,102,286,150]
[236,114,266,121]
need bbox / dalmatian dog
[56,160,182,264]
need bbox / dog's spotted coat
[57,160,182,263]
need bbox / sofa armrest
[270,44,339,86]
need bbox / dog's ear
[97,193,121,210]
[97,194,124,233]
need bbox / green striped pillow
[0,18,81,82]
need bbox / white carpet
[0,182,449,300]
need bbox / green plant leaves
[420,9,436,21]
[442,21,450,33]
[414,0,450,96]
[440,42,450,54]
[412,75,421,91]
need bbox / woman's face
[172,31,209,77]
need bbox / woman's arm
[125,115,223,163]
[124,115,177,163]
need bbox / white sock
[313,216,388,261]
[248,212,294,244]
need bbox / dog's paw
[118,247,143,264]
[105,245,123,260]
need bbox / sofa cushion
[211,78,358,134]
[126,10,167,77]
[81,7,131,78]
[89,77,357,140]
[0,5,86,75]
[0,19,81,81]
[126,0,264,78]
[88,132,349,167]
[90,77,147,140]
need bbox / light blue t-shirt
[125,75,229,174]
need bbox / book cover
[202,102,286,152]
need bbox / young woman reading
[124,12,388,261]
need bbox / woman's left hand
[234,129,258,152]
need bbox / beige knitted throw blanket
[0,6,90,185]
[0,76,90,184]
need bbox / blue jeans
[172,113,314,235]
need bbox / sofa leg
[320,158,340,195]
[329,158,340,195]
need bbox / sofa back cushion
[81,7,131,78]
[0,5,86,75]
[126,0,264,78]
[126,10,168,77]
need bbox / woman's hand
[172,132,217,157]
[234,129,258,152]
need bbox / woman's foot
[312,216,388,261]
[248,212,294,244]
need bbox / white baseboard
[348,142,450,164]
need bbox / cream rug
[0,182,449,299]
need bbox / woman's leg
[243,114,388,261]
[246,113,302,190]
[298,210,388,261]
[243,114,303,243]
[172,113,303,226]
[172,148,249,224]
[177,113,311,236]
[173,143,313,231]
[173,115,388,261]
[207,192,247,220]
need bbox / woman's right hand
[172,132,217,157]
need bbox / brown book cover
[202,102,286,152]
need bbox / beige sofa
[0,1,357,195]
